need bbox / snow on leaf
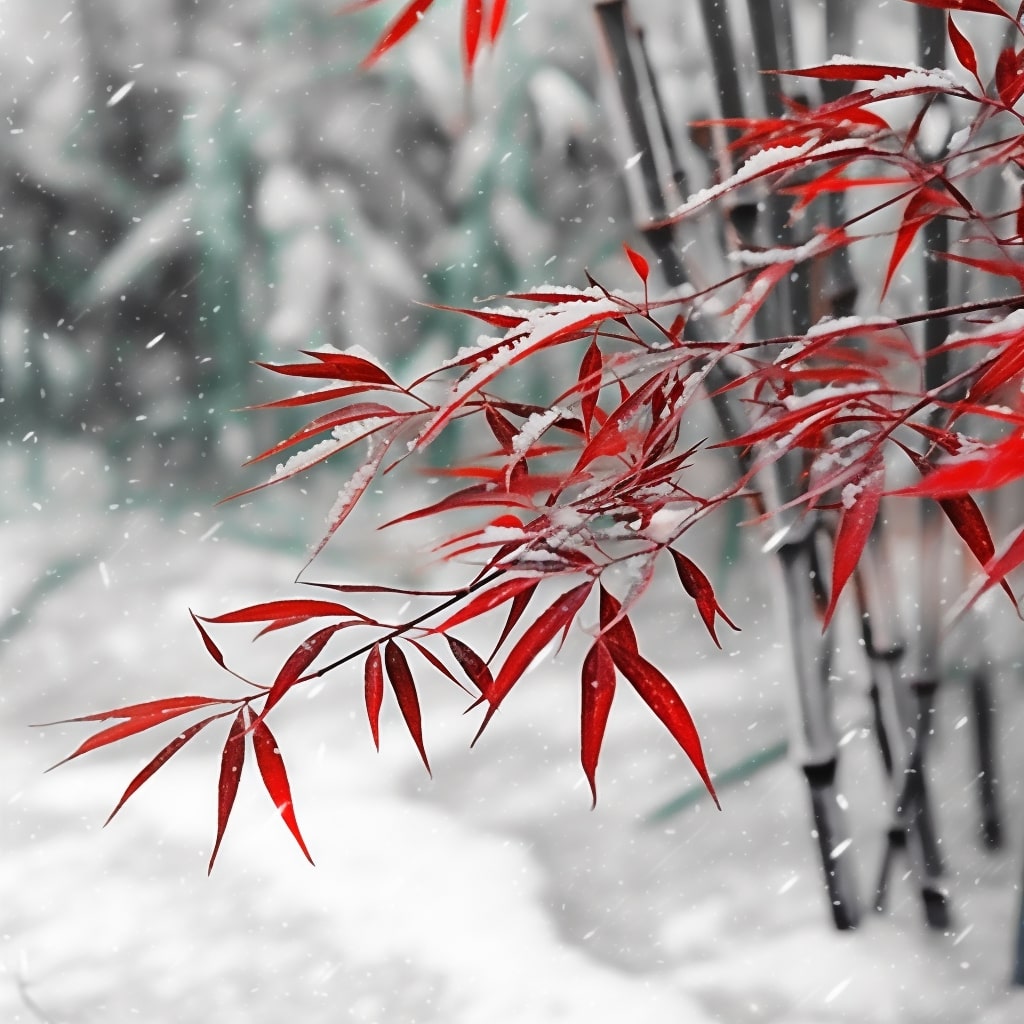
[869,68,959,97]
[826,459,885,627]
[251,718,315,865]
[893,431,1024,497]
[668,138,868,221]
[511,407,565,457]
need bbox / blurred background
[4,2,1024,1022]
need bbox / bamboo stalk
[595,0,860,929]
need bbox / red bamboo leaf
[577,340,603,438]
[580,640,615,808]
[599,585,638,654]
[896,446,1010,599]
[209,709,247,873]
[943,251,1024,289]
[605,640,719,808]
[902,0,1014,18]
[431,576,539,633]
[938,494,1016,604]
[305,427,400,568]
[446,635,494,697]
[202,599,364,625]
[980,526,1024,600]
[251,718,315,865]
[956,525,1024,617]
[947,17,980,82]
[191,611,228,670]
[41,695,222,726]
[262,624,343,718]
[384,641,431,773]
[482,581,593,722]
[257,353,397,387]
[624,243,650,284]
[360,0,437,67]
[971,342,1024,404]
[485,405,518,454]
[47,705,208,770]
[668,550,740,648]
[382,484,534,527]
[365,644,384,750]
[463,0,484,74]
[245,403,398,466]
[779,61,917,82]
[245,384,384,411]
[488,0,508,42]
[407,638,471,694]
[427,302,525,330]
[410,299,626,453]
[105,716,218,825]
[490,580,540,656]
[882,193,933,300]
[826,460,885,627]
[893,431,1024,497]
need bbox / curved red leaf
[605,641,719,808]
[384,641,431,774]
[432,576,539,633]
[41,694,222,726]
[826,460,885,627]
[577,340,603,438]
[365,644,384,750]
[581,640,615,808]
[463,0,484,74]
[251,718,314,865]
[624,243,650,284]
[476,582,593,737]
[209,709,247,873]
[893,431,1024,497]
[361,0,437,68]
[903,0,1013,18]
[105,716,218,825]
[947,17,979,82]
[202,599,364,625]
[669,550,740,648]
[488,0,508,43]
[262,624,344,718]
[446,635,494,697]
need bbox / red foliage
[50,0,1024,867]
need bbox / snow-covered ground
[4,450,1024,1024]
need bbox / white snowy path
[4,494,1024,1023]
